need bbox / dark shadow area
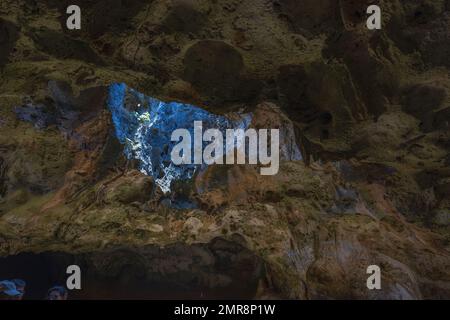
[0,239,264,300]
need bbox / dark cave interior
[0,239,264,300]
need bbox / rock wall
[0,0,449,299]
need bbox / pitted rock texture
[0,0,449,299]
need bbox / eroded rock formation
[0,0,449,299]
